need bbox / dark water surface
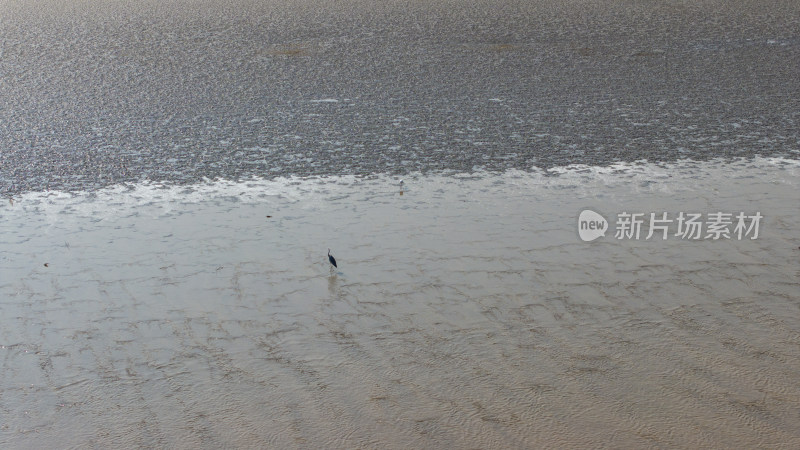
[2,0,799,194]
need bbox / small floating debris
[43,263,49,267]
[492,44,516,52]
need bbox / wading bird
[328,249,337,268]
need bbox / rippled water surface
[2,159,799,448]
[2,0,799,193]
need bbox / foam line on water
[4,157,798,219]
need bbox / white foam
[4,157,798,222]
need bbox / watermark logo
[578,210,762,241]
[578,209,609,242]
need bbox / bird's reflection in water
[328,272,339,296]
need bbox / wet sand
[1,159,799,448]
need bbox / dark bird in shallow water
[328,248,337,268]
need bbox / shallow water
[1,158,799,448]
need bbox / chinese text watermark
[578,209,762,242]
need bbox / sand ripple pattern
[1,160,799,448]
